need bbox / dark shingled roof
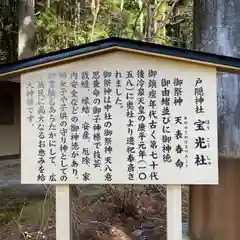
[0,37,240,78]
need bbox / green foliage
[35,0,193,54]
[35,7,88,54]
[0,0,18,63]
[0,0,193,62]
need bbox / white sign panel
[21,51,218,184]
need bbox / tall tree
[190,1,240,239]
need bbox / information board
[21,51,218,184]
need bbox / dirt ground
[0,185,189,240]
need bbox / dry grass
[0,185,189,240]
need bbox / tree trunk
[194,0,240,157]
[190,1,240,239]
[17,0,35,166]
[18,0,35,59]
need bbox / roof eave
[0,37,240,79]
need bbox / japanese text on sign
[21,52,218,184]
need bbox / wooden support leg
[56,185,72,240]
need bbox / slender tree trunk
[190,1,240,239]
[18,0,35,60]
[18,0,35,156]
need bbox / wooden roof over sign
[0,37,240,78]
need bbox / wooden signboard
[1,37,238,240]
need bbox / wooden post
[167,185,182,240]
[56,185,72,240]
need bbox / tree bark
[190,1,240,239]
[194,0,240,158]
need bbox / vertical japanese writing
[194,77,204,114]
[148,69,158,180]
[48,75,57,182]
[194,119,211,166]
[173,78,184,169]
[125,70,135,181]
[174,116,184,169]
[59,72,68,182]
[70,71,80,179]
[136,69,148,181]
[104,71,113,182]
[26,79,35,124]
[92,71,101,169]
[22,62,218,185]
[173,78,183,106]
[81,71,91,182]
[161,78,172,163]
[194,78,211,166]
[37,77,46,182]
